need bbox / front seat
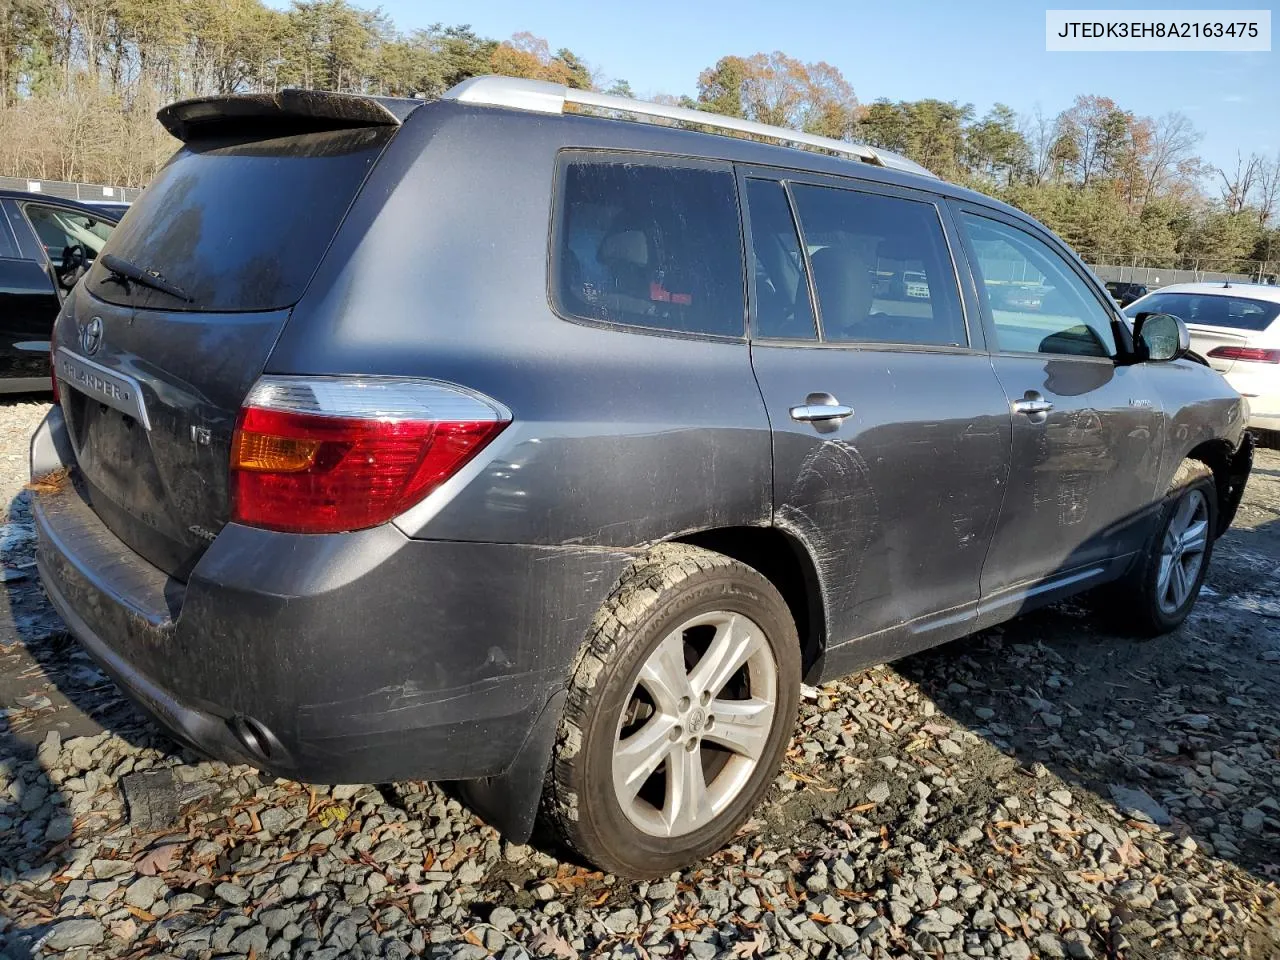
[808,246,874,340]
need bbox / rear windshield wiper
[99,253,192,303]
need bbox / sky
[282,0,1277,178]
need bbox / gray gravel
[2,397,1279,959]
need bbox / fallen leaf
[591,890,610,907]
[547,867,603,891]
[529,930,578,960]
[107,918,137,942]
[134,843,183,876]
[462,929,484,947]
[26,467,70,494]
[125,905,156,922]
[731,929,767,958]
[315,804,350,829]
[441,845,479,871]
[1116,837,1144,866]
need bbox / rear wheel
[1110,460,1218,636]
[540,544,800,878]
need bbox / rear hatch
[54,92,412,579]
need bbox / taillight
[230,376,509,534]
[50,325,59,403]
[1208,346,1280,364]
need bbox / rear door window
[554,155,745,338]
[85,126,394,312]
[787,184,966,347]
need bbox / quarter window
[554,158,745,337]
[0,209,16,258]
[788,184,966,347]
[745,179,817,340]
[960,213,1116,358]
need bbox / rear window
[86,126,393,312]
[1124,292,1280,332]
[553,155,745,338]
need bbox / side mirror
[1134,311,1190,362]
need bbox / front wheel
[539,544,800,878]
[1119,460,1218,636]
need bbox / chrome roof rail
[443,76,939,180]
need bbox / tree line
[3,0,1277,274]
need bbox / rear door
[0,199,60,387]
[54,120,400,578]
[953,205,1164,619]
[743,170,1011,667]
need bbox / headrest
[598,230,649,268]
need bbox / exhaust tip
[227,714,274,762]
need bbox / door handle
[1012,390,1054,416]
[789,392,854,423]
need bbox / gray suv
[31,77,1253,877]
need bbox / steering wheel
[58,243,90,290]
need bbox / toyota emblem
[81,317,103,356]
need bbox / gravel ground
[1,396,1278,960]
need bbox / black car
[0,191,119,391]
[31,80,1251,877]
[1105,280,1150,307]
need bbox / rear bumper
[31,407,631,787]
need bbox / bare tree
[1255,153,1280,227]
[1217,151,1262,214]
[1021,105,1056,186]
[1140,111,1202,204]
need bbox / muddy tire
[539,543,801,878]
[1108,460,1218,637]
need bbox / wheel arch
[1184,434,1253,536]
[671,525,827,683]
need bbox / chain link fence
[0,175,143,204]
[1089,254,1280,288]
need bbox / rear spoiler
[158,89,422,142]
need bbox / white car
[1125,282,1280,431]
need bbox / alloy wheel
[612,611,778,838]
[1157,488,1210,615]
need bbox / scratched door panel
[981,355,1163,595]
[754,345,1012,650]
[951,206,1167,599]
